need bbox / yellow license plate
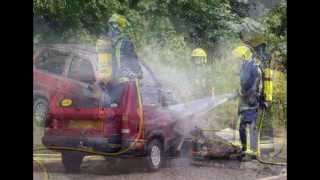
[68,120,102,129]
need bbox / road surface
[33,155,286,180]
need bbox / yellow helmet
[232,45,252,61]
[108,14,128,31]
[191,48,207,65]
[191,48,207,57]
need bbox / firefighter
[241,32,275,157]
[190,48,215,99]
[107,13,142,80]
[97,13,142,105]
[189,48,215,158]
[233,44,262,158]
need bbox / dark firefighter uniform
[233,45,262,154]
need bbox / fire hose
[256,109,286,166]
[33,158,49,180]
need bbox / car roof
[34,43,98,62]
[34,43,100,71]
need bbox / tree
[263,0,287,72]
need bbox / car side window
[35,50,68,75]
[68,57,96,84]
[140,64,160,105]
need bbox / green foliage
[33,0,241,46]
[33,0,123,43]
[272,70,287,127]
[167,0,240,43]
[263,0,287,71]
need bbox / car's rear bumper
[42,135,146,157]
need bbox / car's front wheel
[145,139,164,171]
[62,152,84,173]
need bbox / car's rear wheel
[33,98,48,127]
[145,139,164,171]
[62,152,84,173]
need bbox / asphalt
[33,155,286,180]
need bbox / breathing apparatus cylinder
[96,38,113,84]
[263,68,273,102]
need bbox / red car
[34,44,183,172]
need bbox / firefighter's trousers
[239,109,258,152]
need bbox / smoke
[137,40,193,103]
[134,35,243,137]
